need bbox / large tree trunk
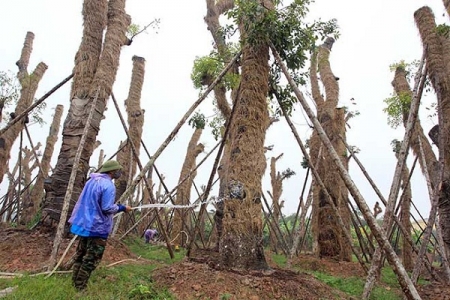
[0,32,47,183]
[115,55,146,200]
[219,1,272,269]
[310,38,351,261]
[415,6,450,257]
[42,0,130,224]
[172,128,204,246]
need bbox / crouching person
[144,228,158,244]
[68,160,131,291]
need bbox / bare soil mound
[0,226,135,273]
[152,248,352,300]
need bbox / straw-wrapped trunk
[310,38,351,261]
[172,128,204,246]
[414,6,450,255]
[0,32,47,184]
[42,0,130,223]
[115,56,146,200]
[219,1,274,270]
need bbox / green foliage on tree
[188,111,206,130]
[224,1,339,116]
[192,0,340,123]
[436,23,450,37]
[191,50,240,91]
[208,111,226,141]
[383,91,411,129]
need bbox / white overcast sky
[0,0,448,220]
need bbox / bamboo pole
[271,44,421,300]
[48,87,100,269]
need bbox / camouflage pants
[72,237,106,291]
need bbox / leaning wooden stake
[48,87,100,269]
[271,44,422,300]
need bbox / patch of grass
[271,253,287,267]
[0,278,12,290]
[311,271,401,300]
[0,263,174,299]
[124,237,186,264]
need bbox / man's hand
[125,206,132,212]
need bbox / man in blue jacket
[68,160,131,291]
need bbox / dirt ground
[0,226,449,300]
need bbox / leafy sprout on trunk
[191,50,240,92]
[383,91,411,129]
[188,111,207,130]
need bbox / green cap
[99,160,122,173]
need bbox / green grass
[124,237,186,264]
[311,271,401,300]
[0,238,178,300]
[0,263,174,300]
[271,253,287,267]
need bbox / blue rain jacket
[68,173,125,238]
